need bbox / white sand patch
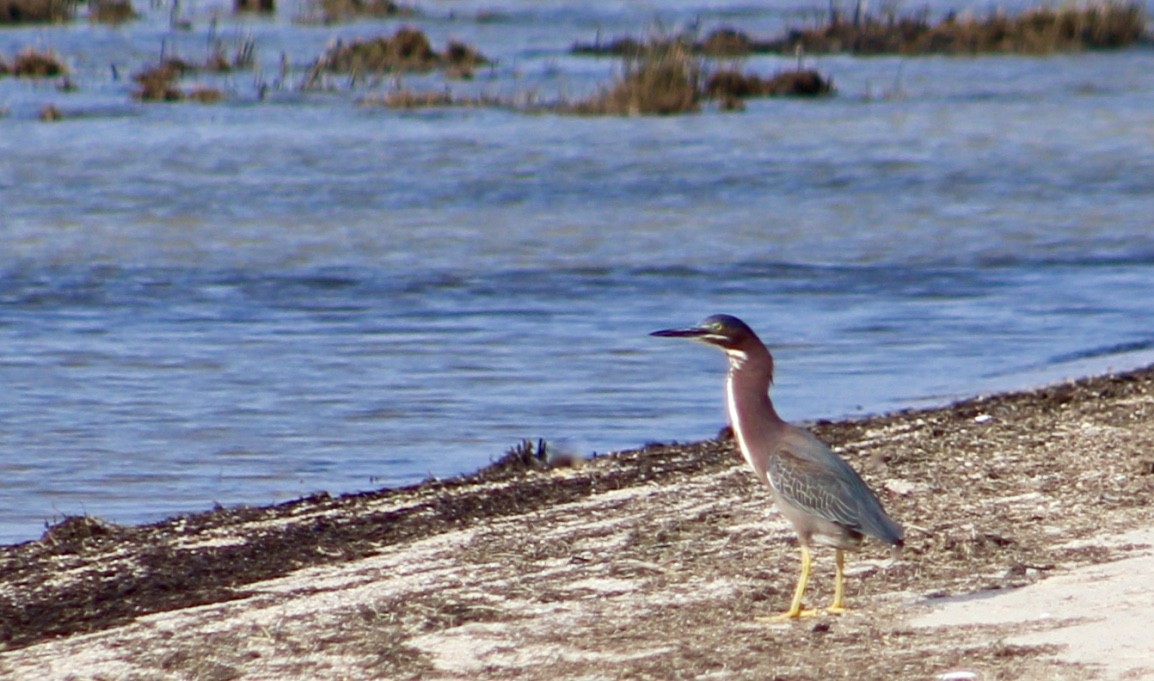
[171,534,250,550]
[412,622,674,677]
[912,528,1154,680]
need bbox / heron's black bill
[650,327,710,338]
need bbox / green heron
[652,314,903,619]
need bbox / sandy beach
[3,365,1154,680]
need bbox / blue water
[2,0,1154,544]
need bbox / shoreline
[3,364,1154,678]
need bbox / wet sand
[2,365,1154,679]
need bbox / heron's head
[650,314,762,355]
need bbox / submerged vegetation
[575,0,1148,56]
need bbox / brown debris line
[574,0,1148,57]
[0,0,73,24]
[306,28,489,85]
[0,49,67,78]
[0,430,731,651]
[2,362,1154,673]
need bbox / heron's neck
[723,346,784,483]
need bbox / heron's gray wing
[768,443,904,545]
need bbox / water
[2,0,1154,544]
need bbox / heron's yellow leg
[757,545,818,621]
[826,549,847,614]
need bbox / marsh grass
[362,43,831,116]
[491,438,551,472]
[187,85,224,103]
[0,0,74,23]
[575,0,1147,56]
[88,0,134,23]
[705,68,834,100]
[234,0,273,12]
[130,38,249,102]
[569,40,702,115]
[0,49,67,77]
[205,36,256,72]
[132,61,223,103]
[305,0,414,23]
[363,88,455,108]
[133,62,184,100]
[38,105,62,122]
[777,0,1148,54]
[306,28,489,88]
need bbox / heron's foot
[755,608,819,623]
[824,605,848,615]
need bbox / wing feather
[768,436,903,545]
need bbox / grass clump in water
[304,0,414,23]
[358,42,832,116]
[88,0,135,23]
[705,69,833,99]
[306,28,489,86]
[774,0,1148,54]
[132,62,185,101]
[0,49,68,77]
[132,62,224,103]
[360,89,512,110]
[569,40,702,115]
[574,0,1148,56]
[234,0,274,12]
[39,103,63,121]
[0,0,74,23]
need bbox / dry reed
[88,0,134,23]
[0,49,67,77]
[305,28,489,87]
[574,0,1148,56]
[776,0,1148,54]
[705,69,833,99]
[307,0,413,22]
[0,0,74,23]
[133,63,183,101]
[570,40,702,115]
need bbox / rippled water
[2,0,1154,543]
